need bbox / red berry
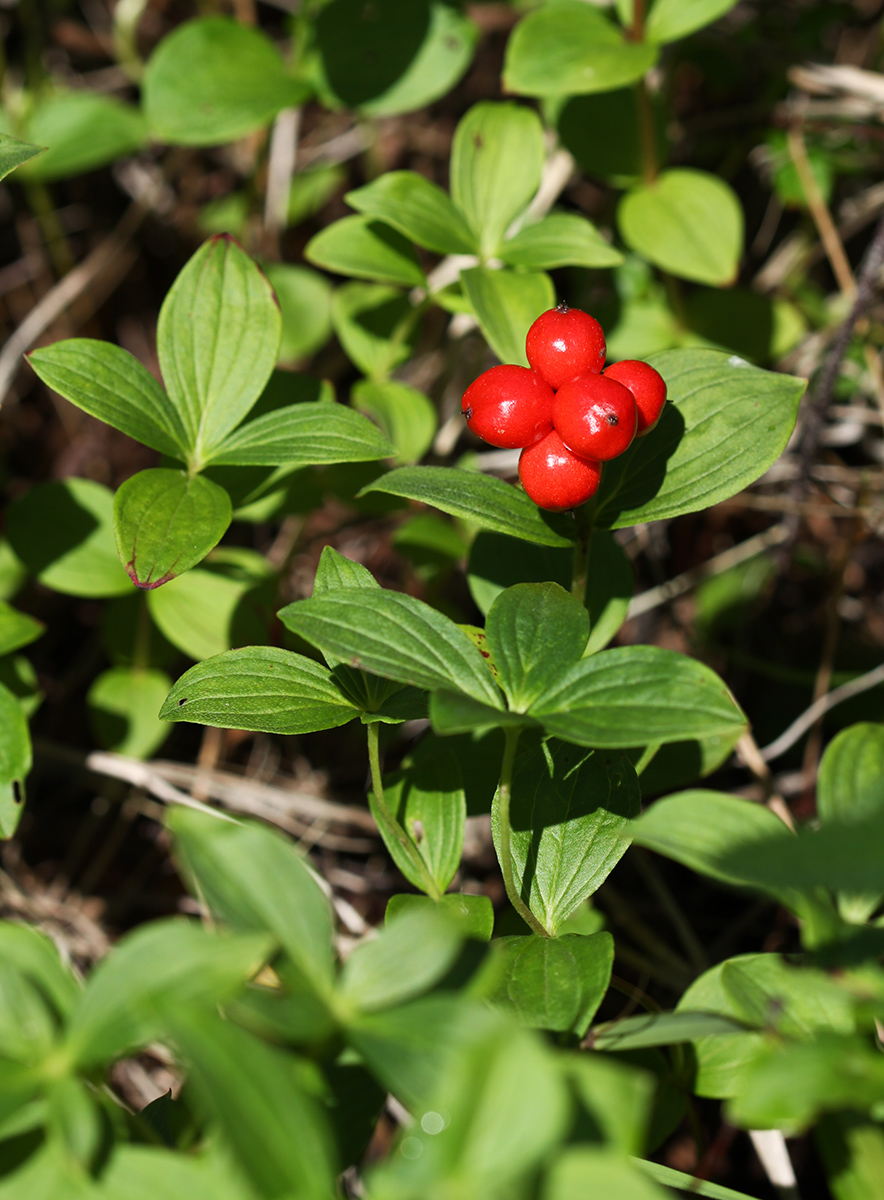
[526,303,606,390]
[603,359,667,436]
[552,373,637,462]
[461,365,554,449]
[519,429,602,512]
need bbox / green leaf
[157,236,282,464]
[486,583,589,712]
[98,1146,256,1200]
[504,2,657,98]
[634,727,744,796]
[113,469,232,588]
[378,749,465,895]
[568,1056,654,1156]
[630,790,791,890]
[88,667,172,760]
[531,646,747,749]
[306,215,426,288]
[584,529,634,654]
[646,0,741,44]
[677,953,854,1100]
[330,282,417,380]
[7,478,131,598]
[205,401,394,467]
[23,91,145,181]
[467,532,571,616]
[557,88,666,185]
[450,102,545,258]
[287,164,347,227]
[545,1148,670,1200]
[0,602,43,657]
[0,132,44,182]
[817,1115,884,1200]
[168,807,335,993]
[726,1034,884,1133]
[634,1159,760,1200]
[314,544,379,593]
[430,689,538,736]
[66,919,272,1066]
[588,1010,748,1052]
[0,962,57,1062]
[461,266,555,366]
[161,646,359,735]
[371,1010,570,1195]
[27,340,188,459]
[346,171,475,255]
[340,907,464,1014]
[718,809,884,898]
[818,723,884,922]
[157,1008,338,1199]
[147,552,272,661]
[494,741,640,934]
[263,264,333,364]
[351,379,436,465]
[386,893,494,941]
[314,0,477,118]
[0,922,79,1019]
[0,1146,95,1200]
[278,588,503,707]
[489,932,613,1035]
[618,170,743,286]
[360,466,576,547]
[46,1076,102,1171]
[592,348,806,529]
[143,17,303,146]
[499,213,623,270]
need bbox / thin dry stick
[626,523,789,620]
[787,127,855,298]
[0,204,144,406]
[749,1130,801,1200]
[735,732,796,831]
[264,107,301,239]
[759,660,884,763]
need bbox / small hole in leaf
[11,781,21,806]
[178,698,187,707]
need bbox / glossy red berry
[552,373,637,462]
[519,429,602,512]
[526,303,606,391]
[603,359,667,436]
[461,365,554,449]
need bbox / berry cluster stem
[571,505,594,603]
[496,728,549,937]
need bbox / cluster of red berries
[461,304,667,512]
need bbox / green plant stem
[496,728,548,937]
[366,722,441,900]
[571,506,593,602]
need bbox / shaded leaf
[0,602,43,657]
[264,263,333,363]
[346,171,475,255]
[489,932,613,1035]
[486,583,588,712]
[88,667,172,760]
[351,379,436,465]
[306,215,425,288]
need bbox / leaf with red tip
[113,469,232,589]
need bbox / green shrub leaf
[461,266,555,366]
[306,215,426,288]
[206,401,394,467]
[504,1,657,98]
[157,236,281,465]
[592,349,805,528]
[339,907,463,1013]
[351,379,436,465]
[88,666,172,760]
[330,282,417,380]
[494,741,640,933]
[531,646,747,749]
[279,588,504,707]
[23,91,145,181]
[144,17,303,146]
[618,170,743,285]
[346,171,475,255]
[361,466,576,547]
[0,132,44,182]
[486,583,588,712]
[499,214,623,270]
[264,264,333,364]
[450,103,544,258]
[817,723,884,921]
[28,339,188,458]
[7,478,131,598]
[646,0,741,44]
[113,469,232,589]
[161,646,359,734]
[0,603,43,658]
[489,932,613,1035]
[376,749,466,895]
